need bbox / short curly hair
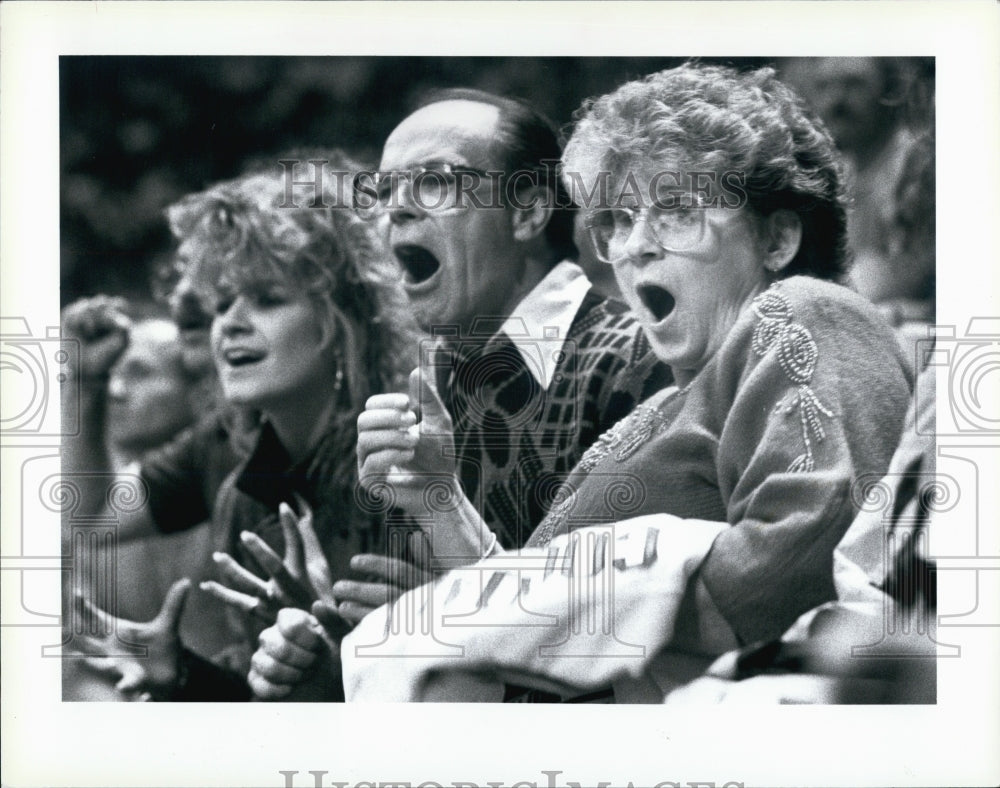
[562,62,850,281]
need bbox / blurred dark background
[59,56,766,305]
[60,56,933,307]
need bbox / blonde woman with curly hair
[76,152,419,701]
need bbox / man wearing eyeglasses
[350,89,672,559]
[244,89,673,701]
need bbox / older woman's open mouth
[637,283,676,323]
[394,244,441,287]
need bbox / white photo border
[2,2,999,787]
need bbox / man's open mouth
[637,283,676,322]
[394,245,441,285]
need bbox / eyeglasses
[352,164,496,221]
[585,203,709,263]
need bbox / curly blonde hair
[167,151,419,525]
[562,62,850,281]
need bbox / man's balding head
[376,91,574,335]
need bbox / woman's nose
[620,215,662,263]
[216,296,252,335]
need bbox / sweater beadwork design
[751,284,834,473]
[576,401,674,473]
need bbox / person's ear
[761,209,803,274]
[511,185,554,242]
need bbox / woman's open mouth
[637,283,676,323]
[222,347,265,367]
[394,245,441,286]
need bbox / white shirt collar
[500,260,592,388]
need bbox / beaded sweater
[527,275,914,644]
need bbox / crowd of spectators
[60,57,937,705]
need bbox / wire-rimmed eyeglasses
[352,164,497,221]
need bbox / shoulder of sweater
[780,275,887,320]
[722,276,900,352]
[777,277,911,374]
[705,276,912,397]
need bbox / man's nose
[386,176,425,225]
[169,274,212,328]
[173,288,208,322]
[107,374,127,400]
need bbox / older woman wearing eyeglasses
[520,62,916,644]
[287,64,919,703]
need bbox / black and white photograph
[1,3,998,787]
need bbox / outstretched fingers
[73,592,115,635]
[336,601,377,626]
[212,551,270,597]
[278,502,307,582]
[153,578,191,633]
[289,495,336,608]
[240,531,313,609]
[76,631,124,671]
[330,579,392,610]
[350,552,431,589]
[200,580,273,622]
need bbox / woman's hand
[201,497,336,624]
[332,533,433,625]
[72,578,190,700]
[357,368,458,515]
[247,605,351,701]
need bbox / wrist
[480,529,499,559]
[69,378,108,419]
[454,495,499,560]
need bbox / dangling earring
[333,365,344,397]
